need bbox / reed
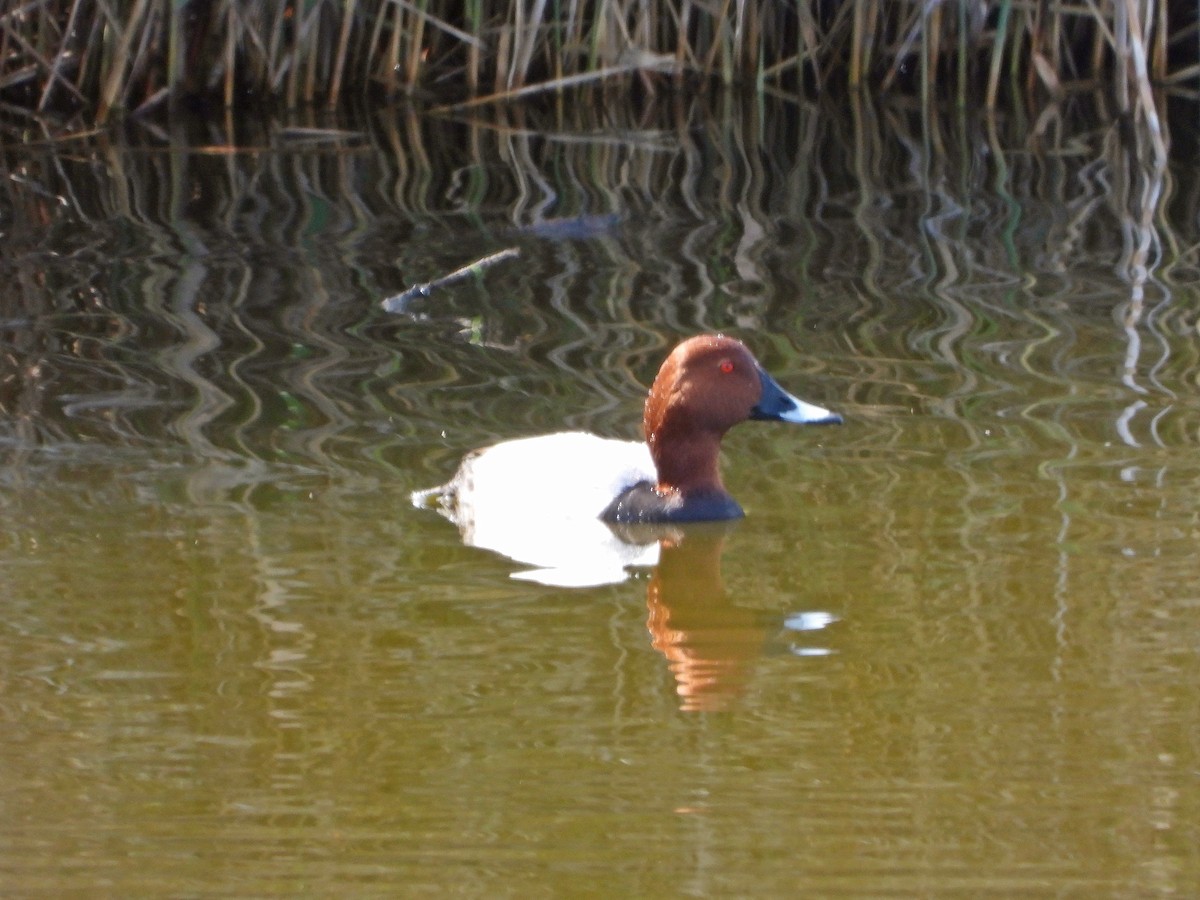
[0,1,1193,126]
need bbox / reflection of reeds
[1,89,1186,460]
[0,2,1193,124]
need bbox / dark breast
[600,482,745,524]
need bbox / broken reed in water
[0,1,1193,123]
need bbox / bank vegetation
[0,0,1193,127]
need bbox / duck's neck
[652,431,726,497]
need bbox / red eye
[719,360,735,374]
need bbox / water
[2,93,1199,895]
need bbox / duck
[413,335,841,583]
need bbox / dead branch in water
[381,248,521,313]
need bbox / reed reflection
[622,521,836,713]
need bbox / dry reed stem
[432,58,677,113]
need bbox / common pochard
[414,335,841,583]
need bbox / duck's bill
[751,368,843,425]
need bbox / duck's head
[643,334,841,495]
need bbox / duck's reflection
[422,499,838,711]
[612,521,838,713]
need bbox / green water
[1,94,1198,895]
